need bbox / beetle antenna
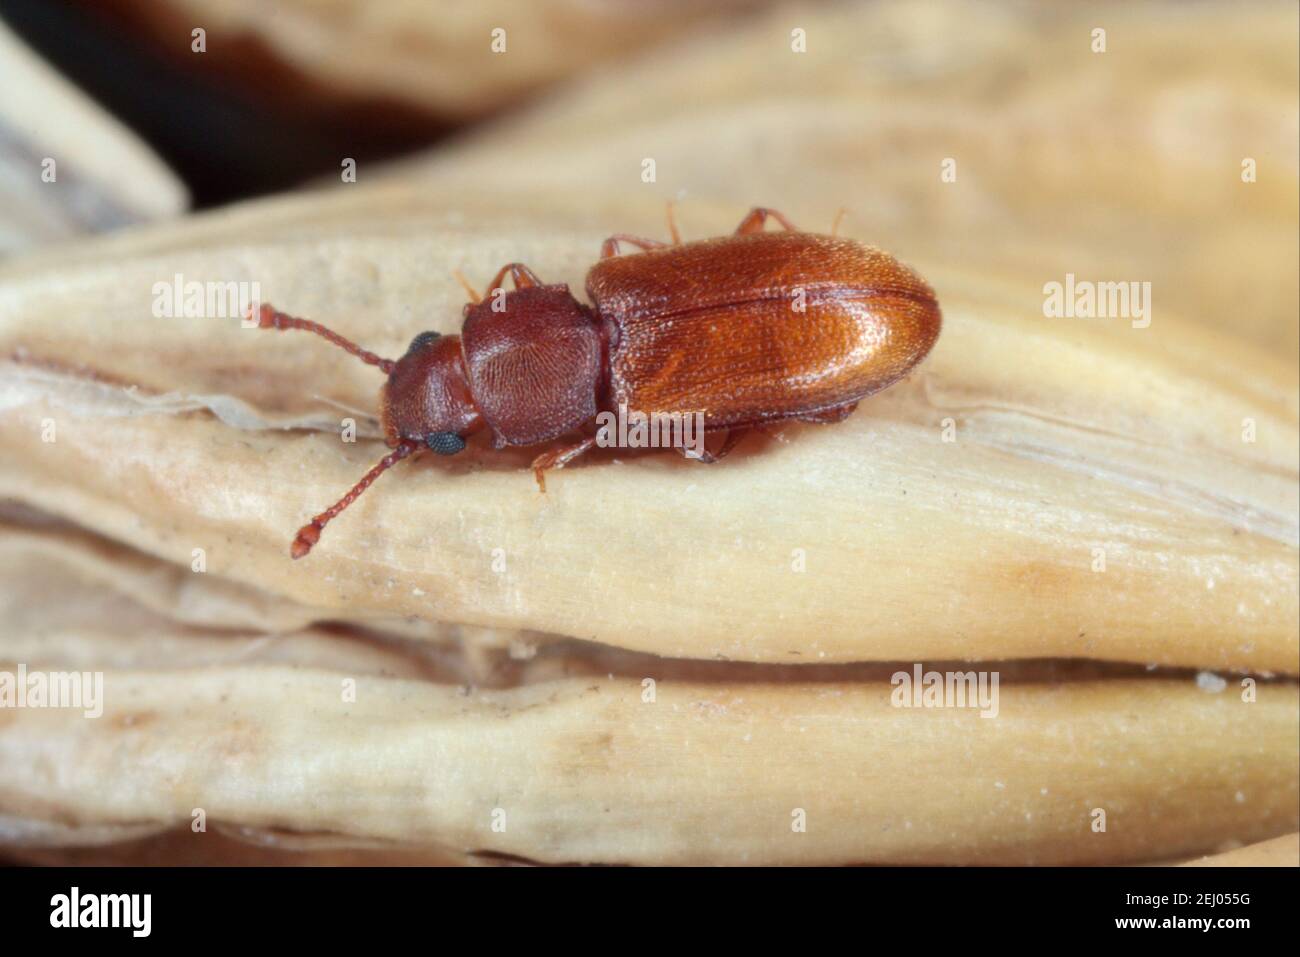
[250,303,396,375]
[291,440,419,558]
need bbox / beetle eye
[407,331,442,354]
[426,431,465,455]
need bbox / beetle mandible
[249,207,942,558]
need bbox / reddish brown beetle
[251,207,941,558]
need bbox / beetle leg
[666,201,681,244]
[794,401,859,424]
[484,263,543,295]
[600,234,668,259]
[531,435,599,492]
[734,208,799,235]
[682,428,749,464]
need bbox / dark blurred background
[0,0,452,207]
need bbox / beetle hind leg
[682,428,749,464]
[794,401,859,425]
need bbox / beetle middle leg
[600,235,669,259]
[531,435,599,492]
[682,428,749,464]
[735,207,799,235]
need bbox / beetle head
[250,303,491,559]
[380,330,484,453]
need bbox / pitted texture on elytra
[587,232,941,428]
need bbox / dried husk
[3,530,1294,865]
[1,663,1294,866]
[1178,832,1299,867]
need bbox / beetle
[250,207,941,558]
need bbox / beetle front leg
[530,435,598,492]
[484,263,544,295]
[735,208,799,235]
